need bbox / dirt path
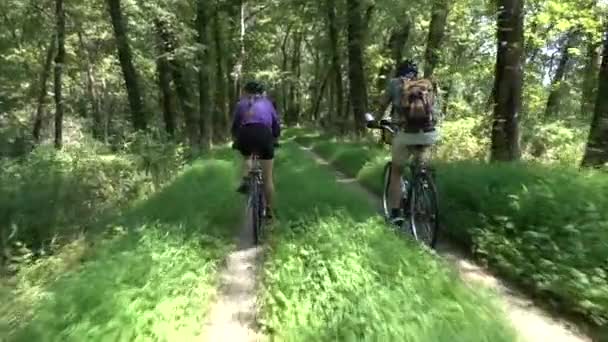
[202,206,264,342]
[299,145,591,342]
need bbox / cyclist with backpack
[231,80,281,219]
[374,60,441,225]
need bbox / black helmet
[244,80,264,94]
[396,60,418,78]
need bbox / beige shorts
[391,130,440,166]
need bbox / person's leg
[236,127,253,193]
[389,133,409,223]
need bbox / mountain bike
[239,142,279,245]
[247,153,266,245]
[365,113,440,248]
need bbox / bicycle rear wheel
[250,179,262,245]
[408,171,439,248]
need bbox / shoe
[389,215,405,227]
[264,207,274,220]
[236,177,250,194]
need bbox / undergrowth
[1,148,242,340]
[290,127,608,326]
[259,143,516,341]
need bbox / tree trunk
[197,0,212,149]
[327,0,344,124]
[424,0,450,77]
[346,0,368,134]
[544,29,579,118]
[582,30,608,168]
[490,0,524,162]
[77,31,103,139]
[107,0,146,131]
[213,8,228,141]
[54,0,65,149]
[155,31,176,139]
[288,32,302,124]
[155,18,198,146]
[280,24,293,115]
[312,69,331,121]
[581,40,601,116]
[33,34,56,143]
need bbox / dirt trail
[202,206,264,342]
[299,145,591,342]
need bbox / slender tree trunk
[33,34,56,143]
[313,69,331,121]
[288,32,302,124]
[77,31,103,139]
[424,0,450,77]
[197,0,212,149]
[107,0,146,131]
[280,24,293,115]
[327,0,344,124]
[155,33,176,138]
[490,0,524,161]
[582,30,608,167]
[54,0,65,149]
[213,8,228,140]
[155,18,198,145]
[581,40,602,116]
[346,0,368,134]
[544,29,579,118]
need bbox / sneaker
[388,208,404,227]
[389,215,405,227]
[264,207,274,220]
[236,177,250,194]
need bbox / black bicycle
[247,152,266,245]
[365,114,440,248]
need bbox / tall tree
[54,0,66,149]
[490,0,524,161]
[424,0,450,77]
[77,31,102,139]
[544,29,579,118]
[582,29,608,167]
[155,28,176,138]
[197,0,212,149]
[346,0,368,133]
[107,0,146,131]
[326,0,344,125]
[581,40,601,116]
[32,34,56,143]
[155,18,198,146]
[213,7,228,140]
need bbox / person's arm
[231,101,243,138]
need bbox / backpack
[398,78,436,130]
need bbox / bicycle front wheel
[382,161,392,220]
[408,172,439,248]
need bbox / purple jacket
[231,95,281,138]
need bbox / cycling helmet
[396,60,418,78]
[243,80,264,94]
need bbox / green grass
[291,129,608,327]
[259,142,517,341]
[1,149,243,341]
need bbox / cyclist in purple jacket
[231,80,281,218]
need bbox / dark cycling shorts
[235,123,275,160]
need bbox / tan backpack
[398,78,436,130]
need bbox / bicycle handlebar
[364,113,398,134]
